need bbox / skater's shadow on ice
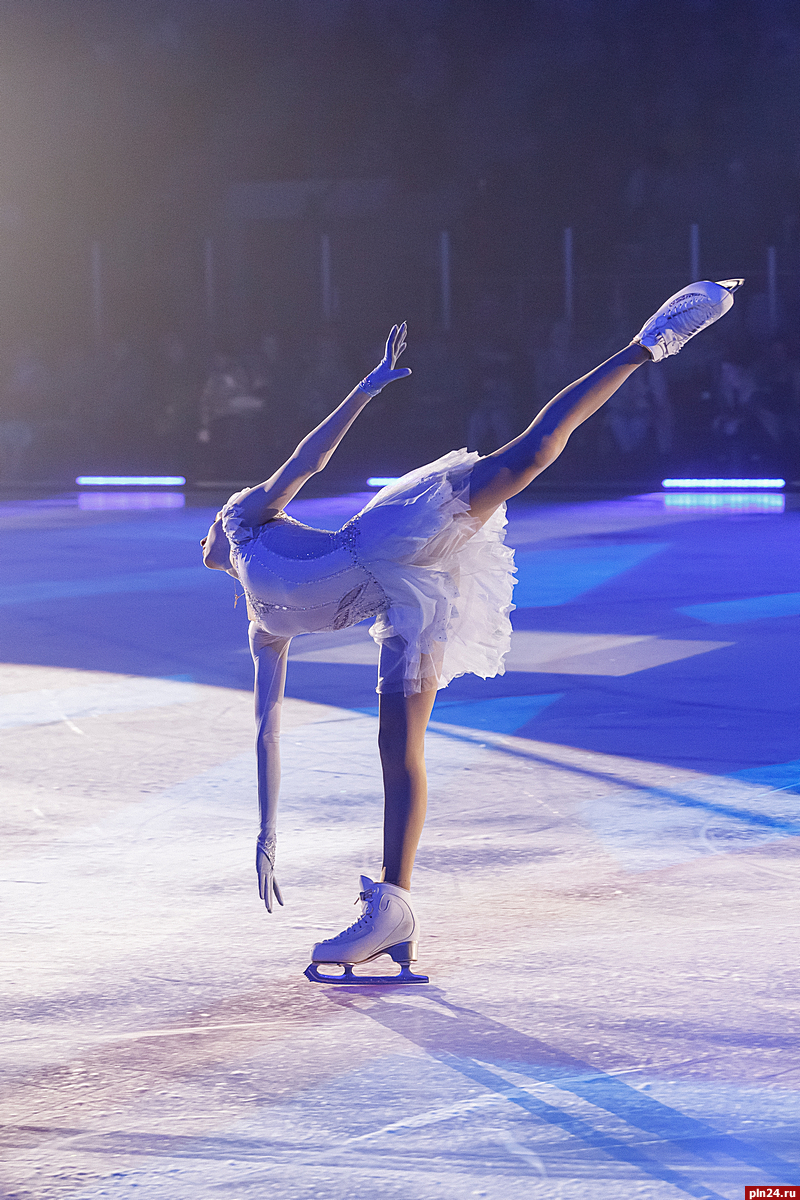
[326,989,796,1200]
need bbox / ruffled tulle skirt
[353,448,516,695]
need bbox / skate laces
[663,291,715,334]
[334,887,376,936]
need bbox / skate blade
[304,962,429,985]
[715,278,745,293]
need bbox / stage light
[661,478,785,489]
[76,475,186,486]
[663,492,784,511]
[367,476,401,487]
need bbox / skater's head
[201,516,232,572]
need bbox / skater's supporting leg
[378,687,437,891]
[468,343,650,522]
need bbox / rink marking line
[336,1089,509,1138]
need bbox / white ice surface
[3,489,800,1200]
[0,676,203,730]
[3,669,800,1200]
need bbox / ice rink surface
[1,486,799,1200]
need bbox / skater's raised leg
[468,342,650,521]
[469,278,743,522]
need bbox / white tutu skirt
[353,448,517,695]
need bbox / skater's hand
[358,323,412,397]
[256,835,284,913]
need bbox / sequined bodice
[231,513,387,638]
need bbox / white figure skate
[304,876,429,984]
[633,278,744,362]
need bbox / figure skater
[201,278,742,984]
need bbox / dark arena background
[2,3,799,1199]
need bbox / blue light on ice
[0,566,217,607]
[513,543,668,607]
[432,692,563,734]
[678,591,800,624]
[76,475,186,486]
[664,493,784,511]
[78,492,186,511]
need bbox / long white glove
[250,623,291,912]
[256,834,283,913]
[358,323,412,397]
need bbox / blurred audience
[601,361,673,472]
[96,339,148,470]
[750,340,800,475]
[0,346,51,479]
[711,358,761,476]
[297,331,352,428]
[152,333,199,473]
[467,357,517,455]
[0,316,797,486]
[197,353,267,482]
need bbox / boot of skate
[311,875,419,966]
[633,278,744,361]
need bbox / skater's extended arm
[232,324,411,526]
[250,624,291,912]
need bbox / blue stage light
[367,476,401,487]
[76,476,186,486]
[661,478,785,489]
